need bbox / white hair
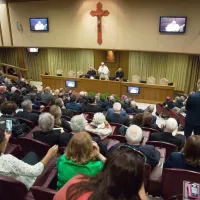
[113,102,121,111]
[146,105,154,113]
[70,114,87,133]
[165,118,178,133]
[125,125,143,144]
[55,98,64,107]
[21,100,32,111]
[39,113,54,131]
[131,101,136,108]
[79,91,85,96]
[93,113,105,125]
[11,86,17,93]
[101,62,104,65]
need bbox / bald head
[125,125,143,145]
[113,102,121,112]
[131,101,137,108]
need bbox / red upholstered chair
[146,141,178,159]
[144,164,152,191]
[61,115,71,121]
[178,113,185,127]
[147,148,166,196]
[107,135,127,143]
[156,103,163,115]
[0,176,28,200]
[17,137,51,158]
[141,127,159,134]
[5,143,23,158]
[15,117,37,129]
[169,109,179,122]
[109,122,123,135]
[141,130,150,145]
[42,106,50,112]
[31,168,57,200]
[161,168,200,199]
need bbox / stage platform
[41,75,175,104]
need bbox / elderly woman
[85,113,112,140]
[164,135,200,172]
[55,98,73,118]
[33,113,63,146]
[0,130,58,189]
[49,105,71,130]
[56,132,105,190]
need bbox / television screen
[127,86,140,95]
[27,48,39,53]
[66,80,76,88]
[29,18,49,31]
[159,17,187,33]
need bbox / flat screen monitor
[159,16,187,33]
[66,80,76,88]
[27,48,39,53]
[29,18,49,31]
[127,86,140,95]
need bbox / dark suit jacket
[148,132,185,149]
[108,143,160,167]
[33,130,61,146]
[126,107,143,114]
[15,111,39,124]
[61,108,73,118]
[185,91,200,126]
[66,102,83,113]
[164,152,200,172]
[116,71,124,79]
[87,70,96,76]
[84,104,103,113]
[106,109,130,126]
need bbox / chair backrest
[15,117,36,128]
[178,113,185,127]
[141,130,150,145]
[132,75,141,83]
[156,103,163,115]
[68,70,76,78]
[31,187,56,200]
[146,141,178,158]
[109,122,123,135]
[147,76,156,84]
[144,164,152,190]
[160,78,169,85]
[17,137,51,158]
[84,112,95,120]
[77,71,84,78]
[169,109,179,122]
[107,135,127,143]
[0,176,28,200]
[162,168,200,199]
[141,127,159,134]
[5,143,22,158]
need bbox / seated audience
[53,146,147,200]
[66,94,83,113]
[162,96,174,110]
[0,101,27,137]
[145,105,157,123]
[115,68,124,81]
[77,91,88,105]
[49,95,58,106]
[84,96,103,113]
[106,102,130,126]
[33,113,62,146]
[56,132,105,190]
[164,135,200,172]
[15,100,39,124]
[143,112,162,132]
[132,113,144,127]
[41,87,52,104]
[0,130,58,189]
[109,125,160,167]
[55,98,73,118]
[49,105,71,130]
[173,96,183,109]
[121,97,132,110]
[126,101,143,114]
[148,118,185,149]
[85,113,112,139]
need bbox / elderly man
[115,68,124,81]
[98,62,109,80]
[55,98,73,118]
[87,67,96,78]
[126,101,143,114]
[41,87,52,104]
[106,102,130,126]
[145,105,157,124]
[185,79,200,137]
[148,118,185,149]
[15,100,39,124]
[66,94,83,113]
[109,125,160,167]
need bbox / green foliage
[88,92,120,101]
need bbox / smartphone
[6,120,12,131]
[188,184,200,198]
[192,185,199,197]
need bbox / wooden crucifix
[90,2,110,45]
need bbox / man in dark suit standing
[115,68,124,81]
[184,79,200,137]
[148,118,185,149]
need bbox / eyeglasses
[118,144,147,163]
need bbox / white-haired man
[108,125,160,167]
[98,62,109,80]
[126,101,143,114]
[41,87,52,104]
[148,118,185,149]
[106,102,130,126]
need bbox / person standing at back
[184,79,200,137]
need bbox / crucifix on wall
[90,2,110,45]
